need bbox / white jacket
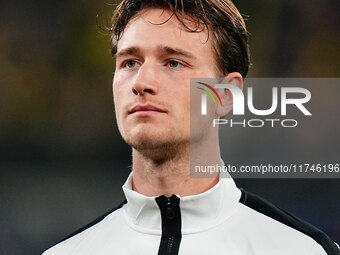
[43,172,339,255]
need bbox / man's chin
[123,129,168,148]
[125,136,173,151]
[123,134,190,160]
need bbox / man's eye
[124,60,138,68]
[168,60,184,68]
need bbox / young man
[43,0,339,254]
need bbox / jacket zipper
[155,195,182,255]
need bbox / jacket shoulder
[239,189,339,255]
[42,200,127,254]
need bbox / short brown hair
[110,0,250,77]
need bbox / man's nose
[132,61,159,96]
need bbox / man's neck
[131,132,221,197]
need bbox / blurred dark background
[0,0,339,254]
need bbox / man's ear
[216,72,243,117]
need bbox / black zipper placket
[155,195,182,255]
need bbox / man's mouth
[128,104,167,115]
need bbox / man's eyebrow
[115,47,141,59]
[158,45,197,59]
[115,45,197,60]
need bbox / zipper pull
[166,196,175,220]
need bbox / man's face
[113,8,218,151]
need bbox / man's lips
[128,104,167,115]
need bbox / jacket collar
[122,169,241,234]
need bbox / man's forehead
[121,8,208,40]
[115,8,211,55]
[128,8,202,30]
